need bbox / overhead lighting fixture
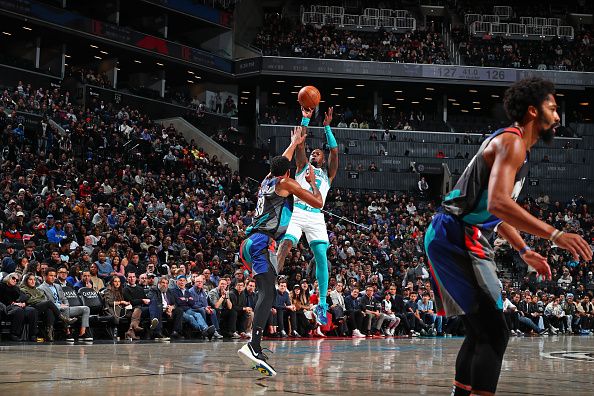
[276,80,285,83]
[347,96,355,99]
[195,76,201,79]
[290,91,298,94]
[411,101,420,104]
[448,98,456,102]
[134,60,142,63]
[425,87,435,91]
[491,94,499,98]
[293,85,301,88]
[65,54,71,58]
[116,67,120,71]
[93,56,102,59]
[334,104,341,107]
[22,26,32,31]
[278,101,286,105]
[473,101,480,104]
[187,71,195,75]
[473,107,481,110]
[469,89,477,93]
[461,109,469,112]
[556,93,564,97]
[240,96,248,100]
[453,103,460,106]
[156,62,164,66]
[330,93,339,96]
[394,90,402,93]
[100,50,108,55]
[396,98,404,101]
[241,91,250,94]
[187,80,194,83]
[64,63,68,66]
[334,87,343,90]
[90,44,98,48]
[319,100,325,103]
[388,106,395,109]
[272,92,280,95]
[579,102,589,106]
[356,84,365,87]
[382,103,390,106]
[2,32,11,36]
[424,97,432,100]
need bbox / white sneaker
[232,332,241,339]
[238,343,277,377]
[315,327,326,337]
[352,329,365,338]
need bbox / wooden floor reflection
[0,335,592,395]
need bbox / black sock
[250,327,263,353]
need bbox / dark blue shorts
[239,233,277,276]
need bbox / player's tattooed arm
[277,239,293,273]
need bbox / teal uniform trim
[462,190,491,225]
[294,202,321,213]
[242,238,253,263]
[301,117,310,126]
[295,164,308,177]
[281,234,299,245]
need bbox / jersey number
[255,196,265,217]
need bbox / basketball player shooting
[277,105,338,325]
[424,77,593,396]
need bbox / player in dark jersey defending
[238,127,323,377]
[424,77,592,396]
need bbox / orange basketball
[298,86,321,109]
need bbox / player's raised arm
[323,107,339,182]
[282,126,306,162]
[295,106,312,172]
[278,164,323,209]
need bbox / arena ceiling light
[276,80,285,83]
[356,84,365,87]
[556,93,564,97]
[90,44,98,48]
[473,101,480,104]
[187,71,194,74]
[2,31,11,36]
[22,26,32,31]
[65,54,71,58]
[452,103,460,106]
[330,93,339,96]
[187,80,194,83]
[334,87,343,90]
[424,97,432,100]
[293,85,301,88]
[290,91,298,94]
[396,98,404,101]
[425,87,435,91]
[241,91,250,94]
[100,50,108,55]
[473,107,481,110]
[579,102,589,106]
[240,96,249,100]
[491,94,499,98]
[411,101,420,104]
[347,96,355,99]
[388,106,396,109]
[94,56,102,59]
[278,101,286,104]
[448,98,456,102]
[468,89,478,93]
[334,104,341,107]
[382,103,390,106]
[134,60,142,63]
[272,92,280,95]
[394,90,402,93]
[156,62,164,66]
[461,109,469,112]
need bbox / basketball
[298,85,321,109]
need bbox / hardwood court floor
[0,335,592,395]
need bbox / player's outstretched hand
[301,106,313,119]
[555,232,593,262]
[521,250,551,280]
[323,107,333,126]
[305,164,315,184]
[291,126,306,146]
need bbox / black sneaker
[205,325,216,340]
[238,343,277,377]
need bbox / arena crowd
[0,78,593,343]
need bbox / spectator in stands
[1,243,17,273]
[88,264,105,292]
[0,273,38,341]
[360,284,386,336]
[38,267,92,341]
[147,276,183,340]
[270,279,292,338]
[171,274,215,338]
[122,272,151,340]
